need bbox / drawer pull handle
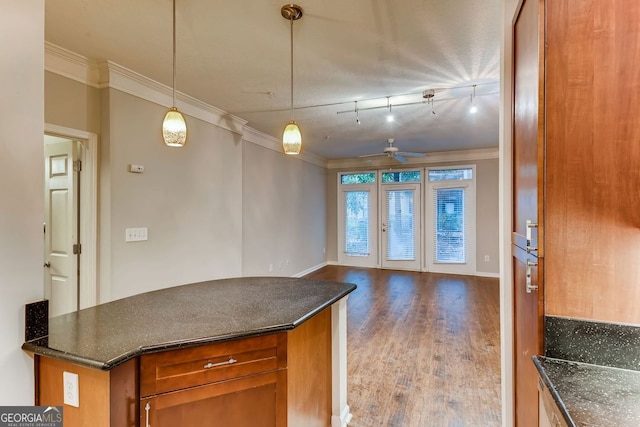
[526,260,538,293]
[144,402,151,427]
[526,220,538,253]
[204,357,237,369]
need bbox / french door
[381,184,421,270]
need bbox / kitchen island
[23,277,356,427]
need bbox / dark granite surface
[22,277,356,370]
[534,356,640,427]
[545,316,640,371]
[25,300,48,342]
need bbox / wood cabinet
[544,0,640,325]
[512,0,545,425]
[35,307,332,427]
[139,334,288,427]
[511,0,640,425]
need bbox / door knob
[43,261,51,268]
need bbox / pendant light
[281,4,303,155]
[162,0,187,147]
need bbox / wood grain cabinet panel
[35,307,333,427]
[544,0,640,324]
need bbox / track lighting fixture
[386,97,394,122]
[469,84,477,114]
[281,4,303,155]
[162,0,187,147]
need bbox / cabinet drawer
[140,333,287,397]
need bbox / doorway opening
[44,124,98,316]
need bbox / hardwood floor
[305,266,501,427]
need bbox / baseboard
[475,271,500,278]
[332,404,353,427]
[293,262,329,278]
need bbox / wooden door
[512,0,545,425]
[44,137,79,316]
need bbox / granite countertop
[534,356,640,426]
[22,277,356,370]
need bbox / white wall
[103,89,243,300]
[0,1,45,404]
[242,142,327,277]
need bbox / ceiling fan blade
[396,152,427,157]
[358,153,386,158]
[394,155,408,163]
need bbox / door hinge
[73,244,82,255]
[73,160,82,172]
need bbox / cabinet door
[512,0,545,425]
[140,370,287,427]
[513,245,544,427]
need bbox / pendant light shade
[163,107,187,147]
[163,0,187,147]
[281,4,303,155]
[282,120,302,154]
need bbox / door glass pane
[434,188,465,263]
[386,190,415,260]
[344,191,370,256]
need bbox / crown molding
[100,61,248,135]
[46,42,246,136]
[242,127,328,168]
[44,42,101,87]
[325,147,499,169]
[44,42,327,167]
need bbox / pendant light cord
[172,0,177,107]
[290,16,294,121]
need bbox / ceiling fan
[358,139,428,163]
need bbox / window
[434,188,465,263]
[341,173,376,184]
[381,171,421,183]
[428,168,473,182]
[344,191,370,256]
[426,166,475,275]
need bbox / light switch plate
[125,227,148,242]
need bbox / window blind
[385,189,415,261]
[433,187,466,263]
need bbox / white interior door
[381,184,421,270]
[44,137,79,316]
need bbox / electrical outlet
[268,264,273,272]
[484,255,490,262]
[63,371,79,407]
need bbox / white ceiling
[45,0,501,160]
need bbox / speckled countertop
[534,356,640,426]
[535,316,640,426]
[22,277,356,370]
